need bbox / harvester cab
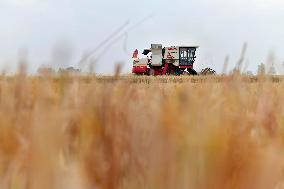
[179,47,197,67]
[132,44,214,76]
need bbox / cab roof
[168,46,199,48]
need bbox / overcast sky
[1,0,284,74]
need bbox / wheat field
[0,72,284,189]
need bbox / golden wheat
[0,73,283,189]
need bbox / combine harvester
[132,44,215,76]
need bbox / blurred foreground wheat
[0,73,284,189]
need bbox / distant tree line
[257,63,276,76]
[37,66,81,76]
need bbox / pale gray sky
[1,0,284,74]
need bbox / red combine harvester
[132,44,215,76]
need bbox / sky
[1,0,284,74]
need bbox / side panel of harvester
[164,47,179,66]
[132,58,148,74]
